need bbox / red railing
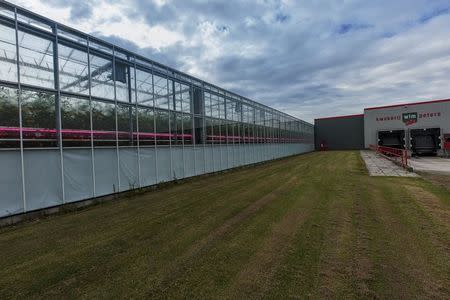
[369,144,409,168]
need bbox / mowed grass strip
[0,151,449,299]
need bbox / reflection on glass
[137,106,155,146]
[0,86,19,147]
[58,44,89,95]
[117,103,135,146]
[92,100,115,146]
[61,96,90,147]
[153,74,168,109]
[21,89,56,147]
[115,61,130,102]
[18,31,54,88]
[0,24,18,83]
[136,68,153,106]
[90,54,114,100]
[182,114,193,145]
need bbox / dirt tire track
[370,184,448,299]
[351,184,376,299]
[404,185,450,228]
[313,193,354,298]
[146,174,301,297]
[223,181,308,298]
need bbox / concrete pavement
[360,150,418,177]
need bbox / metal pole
[14,8,26,212]
[133,58,141,188]
[53,24,65,204]
[166,69,173,180]
[151,64,158,183]
[191,83,196,176]
[113,46,120,192]
[180,83,186,179]
[87,37,95,197]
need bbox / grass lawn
[0,151,449,299]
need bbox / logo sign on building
[402,112,418,126]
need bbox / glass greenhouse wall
[0,2,314,218]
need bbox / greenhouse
[0,2,314,218]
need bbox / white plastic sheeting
[23,150,62,211]
[63,149,94,203]
[139,148,157,187]
[0,151,23,216]
[119,148,139,191]
[94,148,119,196]
[0,143,314,218]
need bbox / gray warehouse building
[314,114,364,150]
[315,99,450,156]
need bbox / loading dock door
[378,130,405,149]
[410,128,440,155]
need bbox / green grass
[0,151,449,299]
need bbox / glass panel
[60,95,91,147]
[89,40,112,54]
[233,122,241,144]
[0,86,19,147]
[135,68,153,106]
[18,31,54,89]
[136,58,152,70]
[194,116,203,145]
[153,74,168,109]
[17,13,52,32]
[171,112,182,145]
[0,24,17,82]
[193,88,203,115]
[115,61,130,102]
[155,109,169,145]
[21,89,56,147]
[220,121,227,144]
[152,63,167,75]
[211,94,219,118]
[0,4,15,19]
[57,28,87,46]
[92,100,115,146]
[90,54,114,100]
[115,50,128,61]
[226,99,233,121]
[218,96,225,119]
[204,92,211,117]
[137,106,154,146]
[173,81,182,111]
[213,119,222,144]
[181,83,191,113]
[182,113,193,145]
[117,103,135,146]
[226,121,234,143]
[58,44,89,95]
[205,117,213,144]
[168,78,174,110]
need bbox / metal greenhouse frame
[0,1,314,218]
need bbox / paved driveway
[409,157,450,174]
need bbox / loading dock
[410,128,441,155]
[378,130,405,149]
[364,98,450,156]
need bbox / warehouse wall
[364,100,450,152]
[314,115,365,150]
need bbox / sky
[10,0,450,123]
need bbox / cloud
[9,0,450,123]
